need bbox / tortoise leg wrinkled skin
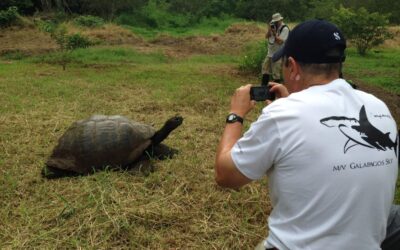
[145,143,179,160]
[42,165,82,179]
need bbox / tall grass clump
[74,15,105,28]
[238,40,267,74]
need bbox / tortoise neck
[150,124,173,146]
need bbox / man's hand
[265,82,289,105]
[230,84,256,118]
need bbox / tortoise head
[164,116,183,130]
[149,116,183,146]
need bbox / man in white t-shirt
[215,19,399,250]
[261,13,289,85]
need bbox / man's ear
[288,57,300,81]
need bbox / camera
[250,86,275,101]
[270,21,277,31]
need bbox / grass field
[0,46,271,248]
[344,48,400,94]
[0,21,399,248]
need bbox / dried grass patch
[0,26,57,56]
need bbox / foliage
[78,0,145,21]
[1,0,400,24]
[136,0,191,28]
[331,6,394,55]
[35,19,57,33]
[37,22,93,69]
[74,15,104,28]
[0,0,33,14]
[305,0,340,20]
[65,33,92,50]
[238,40,267,74]
[0,6,19,28]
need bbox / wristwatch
[226,113,244,124]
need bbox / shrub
[238,40,267,74]
[35,19,57,33]
[74,15,105,28]
[38,23,93,70]
[116,0,191,29]
[0,6,19,28]
[331,6,393,55]
[66,33,92,50]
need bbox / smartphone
[250,86,275,101]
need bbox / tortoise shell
[46,115,156,174]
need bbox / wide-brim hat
[271,13,283,22]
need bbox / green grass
[30,47,169,66]
[124,17,245,39]
[344,48,400,94]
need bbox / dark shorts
[382,204,400,250]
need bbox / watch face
[226,113,243,124]
[228,114,236,121]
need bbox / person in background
[215,19,399,249]
[261,13,289,86]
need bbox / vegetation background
[0,0,399,249]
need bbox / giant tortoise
[42,115,183,178]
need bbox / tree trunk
[40,0,52,11]
[40,0,70,12]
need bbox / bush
[115,13,140,27]
[331,6,393,55]
[238,40,267,74]
[38,23,93,70]
[74,15,105,28]
[117,0,191,29]
[0,6,18,28]
[35,19,57,33]
[66,33,92,50]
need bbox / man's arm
[215,84,255,188]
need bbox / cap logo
[333,32,341,40]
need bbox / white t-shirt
[231,79,398,250]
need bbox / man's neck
[301,74,339,89]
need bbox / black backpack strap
[278,24,289,34]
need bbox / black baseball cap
[272,19,346,63]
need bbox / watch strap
[226,113,244,124]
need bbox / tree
[0,0,34,14]
[331,6,393,55]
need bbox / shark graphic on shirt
[320,105,398,155]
